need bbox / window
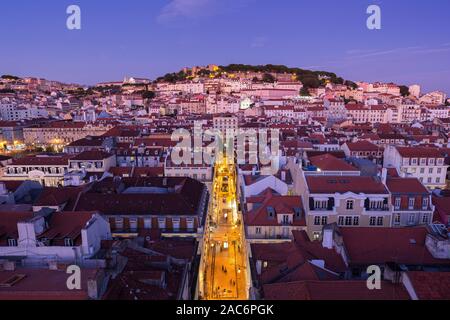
[186,218,195,231]
[429,158,436,165]
[144,218,152,229]
[377,217,384,226]
[346,200,354,210]
[420,168,425,174]
[321,216,328,226]
[129,218,138,231]
[420,158,426,165]
[429,168,434,174]
[436,178,441,184]
[408,214,415,225]
[282,215,290,225]
[115,218,124,230]
[345,216,353,226]
[314,216,321,226]
[7,238,17,247]
[408,198,415,210]
[411,158,417,165]
[428,177,432,183]
[64,238,74,247]
[314,200,328,210]
[369,217,377,226]
[370,201,383,210]
[313,232,321,241]
[394,214,401,225]
[422,214,429,225]
[338,216,345,226]
[172,218,181,231]
[437,168,442,174]
[422,198,429,209]
[158,218,166,229]
[256,227,262,234]
[394,197,401,210]
[353,216,359,226]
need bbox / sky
[1,0,449,94]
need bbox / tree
[262,73,276,83]
[142,91,155,100]
[1,74,20,80]
[345,80,358,90]
[300,87,310,96]
[399,85,410,97]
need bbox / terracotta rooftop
[263,280,410,300]
[309,154,358,172]
[306,176,388,194]
[407,271,450,300]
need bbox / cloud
[251,36,268,48]
[344,44,450,60]
[157,0,253,23]
[157,0,214,23]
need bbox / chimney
[0,182,7,196]
[381,167,388,185]
[322,226,334,249]
[3,261,16,271]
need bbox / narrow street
[199,157,249,300]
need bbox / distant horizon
[1,1,449,94]
[4,65,447,97]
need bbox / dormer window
[429,158,435,166]
[346,200,354,210]
[267,207,275,219]
[408,198,415,210]
[422,198,429,210]
[395,197,401,210]
[7,238,17,247]
[411,158,418,165]
[64,238,74,247]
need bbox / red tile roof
[12,155,72,166]
[340,227,448,266]
[396,147,444,159]
[309,154,358,172]
[306,176,388,194]
[263,280,410,300]
[0,268,98,300]
[71,150,113,161]
[245,194,304,226]
[407,271,450,300]
[345,140,381,152]
[386,178,429,194]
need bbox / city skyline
[1,0,450,94]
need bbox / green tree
[262,73,276,83]
[142,91,156,99]
[300,87,310,96]
[399,85,410,97]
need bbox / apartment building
[0,210,111,263]
[297,173,391,240]
[23,121,113,147]
[384,146,448,189]
[3,155,72,187]
[245,190,306,241]
[386,177,434,227]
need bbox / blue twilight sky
[0,0,449,94]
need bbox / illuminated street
[199,157,249,300]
